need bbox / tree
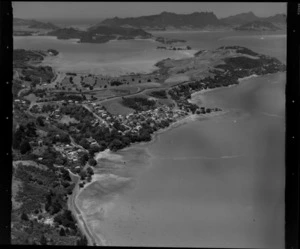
[59,227,66,236]
[20,140,31,154]
[109,139,124,152]
[86,167,94,175]
[79,170,87,180]
[21,212,29,221]
[79,153,89,166]
[76,236,88,246]
[40,235,47,245]
[36,116,44,126]
[88,146,100,157]
[13,128,23,149]
[88,158,97,167]
[79,138,90,150]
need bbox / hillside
[263,14,286,29]
[219,11,259,26]
[220,12,286,30]
[235,20,280,31]
[155,45,285,83]
[13,18,59,30]
[95,11,227,30]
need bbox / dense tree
[59,227,66,236]
[76,235,88,246]
[88,158,97,167]
[36,116,45,126]
[20,140,31,154]
[21,212,29,221]
[40,235,47,245]
[88,146,100,157]
[108,139,124,152]
[79,153,89,166]
[86,167,94,175]
[79,170,87,180]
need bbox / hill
[235,20,280,31]
[262,14,286,29]
[220,12,286,30]
[13,18,59,30]
[94,11,227,30]
[219,11,259,26]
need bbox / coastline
[189,74,258,104]
[67,170,102,246]
[75,73,260,244]
[68,70,281,247]
[76,109,228,246]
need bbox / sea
[14,29,286,247]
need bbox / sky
[13,2,287,21]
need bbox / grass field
[101,98,135,116]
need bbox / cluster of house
[29,104,63,121]
[53,143,86,163]
[88,103,112,127]
[119,106,188,133]
[14,99,30,111]
[85,102,188,135]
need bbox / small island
[157,45,192,51]
[155,36,187,44]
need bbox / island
[235,20,281,31]
[155,36,187,44]
[157,45,192,50]
[46,26,153,43]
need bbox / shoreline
[67,170,102,246]
[189,74,258,104]
[77,109,228,245]
[70,71,279,246]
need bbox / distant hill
[47,27,84,39]
[263,13,286,23]
[220,12,286,30]
[219,11,259,26]
[235,20,280,31]
[87,25,152,37]
[13,18,59,30]
[262,14,286,29]
[47,26,153,43]
[94,11,227,30]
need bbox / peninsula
[11,45,285,245]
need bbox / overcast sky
[13,2,286,20]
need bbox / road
[67,170,99,246]
[82,104,110,128]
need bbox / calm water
[13,36,195,76]
[13,30,285,76]
[14,31,286,247]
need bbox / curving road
[67,170,99,246]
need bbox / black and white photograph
[10,1,289,247]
